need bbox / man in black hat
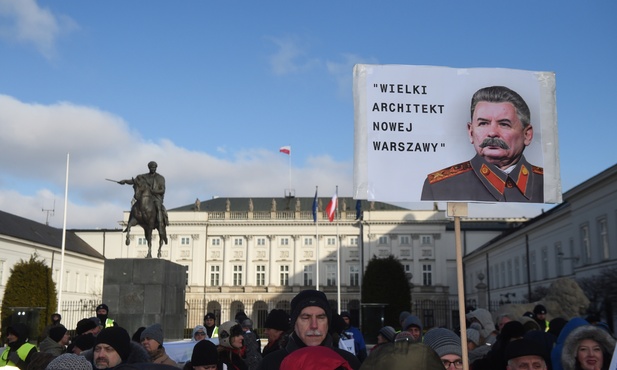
[533,304,549,332]
[257,289,361,370]
[92,327,132,369]
[184,339,222,369]
[40,312,63,341]
[96,304,117,328]
[203,312,219,338]
[505,338,548,370]
[39,325,70,356]
[261,309,290,357]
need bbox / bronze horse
[124,176,168,258]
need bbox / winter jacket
[149,347,177,366]
[218,346,248,370]
[280,346,354,370]
[561,325,616,370]
[257,333,361,370]
[359,341,443,370]
[38,336,66,356]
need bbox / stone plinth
[102,259,186,340]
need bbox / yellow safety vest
[0,343,37,366]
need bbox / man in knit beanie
[423,328,463,369]
[46,353,93,370]
[39,325,70,356]
[402,314,424,342]
[93,327,131,369]
[69,333,97,355]
[140,323,177,366]
[257,289,360,370]
[76,318,99,336]
[262,309,290,357]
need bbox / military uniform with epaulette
[421,154,543,202]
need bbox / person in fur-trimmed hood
[561,325,616,370]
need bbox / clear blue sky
[0,1,615,228]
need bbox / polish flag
[279,146,291,155]
[326,192,338,222]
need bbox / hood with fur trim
[561,325,616,370]
[192,325,207,341]
[466,308,495,339]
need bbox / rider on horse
[119,161,169,227]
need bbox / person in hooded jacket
[466,308,499,345]
[0,323,38,369]
[192,325,208,342]
[340,312,367,362]
[551,318,589,370]
[561,325,616,370]
[218,321,248,370]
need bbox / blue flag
[312,188,318,222]
[355,199,362,220]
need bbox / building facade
[0,210,105,331]
[77,197,523,330]
[463,164,617,322]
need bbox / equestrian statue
[116,161,169,258]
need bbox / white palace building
[75,197,521,329]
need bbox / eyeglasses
[194,331,206,336]
[442,359,464,369]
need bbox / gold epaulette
[532,166,543,175]
[427,161,473,184]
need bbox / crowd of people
[1,295,615,370]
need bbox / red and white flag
[279,146,291,155]
[326,192,338,222]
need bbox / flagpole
[288,149,292,196]
[313,186,320,291]
[57,153,69,313]
[335,186,341,314]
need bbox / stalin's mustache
[480,137,509,150]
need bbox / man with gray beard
[257,289,361,370]
[421,85,543,202]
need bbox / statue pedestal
[102,259,187,340]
